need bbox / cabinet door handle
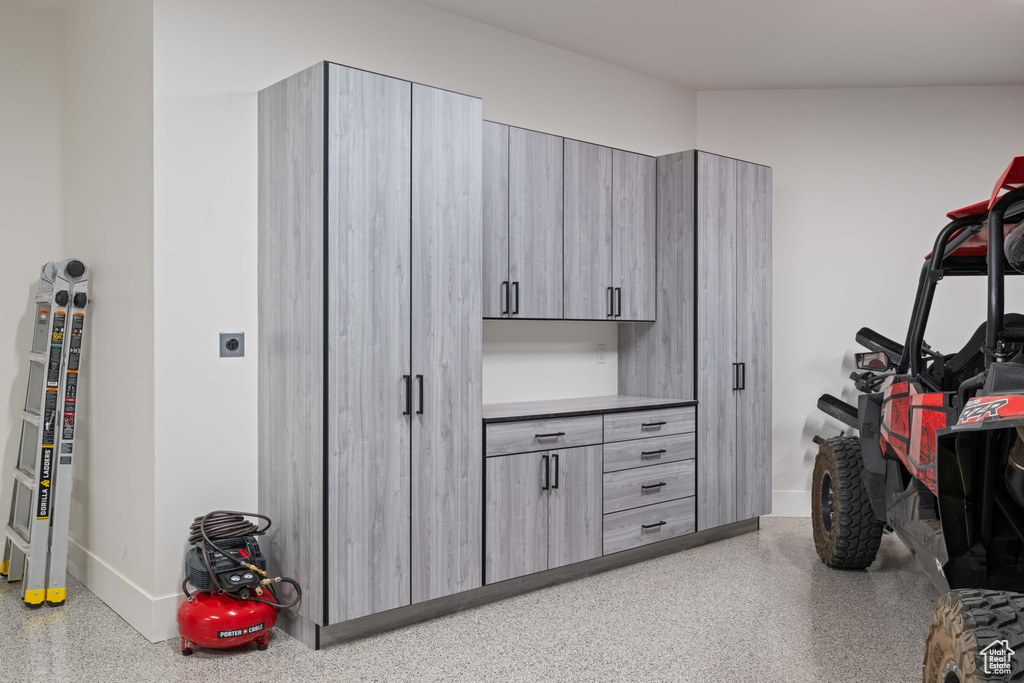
[641,449,666,458]
[641,421,666,429]
[607,286,614,317]
[541,454,550,491]
[403,375,412,415]
[739,362,746,391]
[501,281,509,316]
[535,431,565,439]
[642,521,666,530]
[551,452,559,489]
[641,482,667,491]
[512,282,520,316]
[615,287,622,318]
[416,375,424,415]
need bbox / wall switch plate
[597,344,606,364]
[220,332,245,358]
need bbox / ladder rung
[27,352,45,365]
[3,526,30,554]
[11,469,36,488]
[21,411,40,427]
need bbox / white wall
[151,0,696,640]
[696,85,1024,516]
[61,0,157,638]
[0,5,64,531]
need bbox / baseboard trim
[295,517,758,650]
[67,539,180,643]
[770,490,811,517]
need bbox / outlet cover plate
[220,332,245,358]
[597,344,606,364]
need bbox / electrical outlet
[597,344,606,364]
[220,332,245,358]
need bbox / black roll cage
[900,186,1024,378]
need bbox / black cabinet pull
[607,286,614,317]
[402,375,412,415]
[641,449,666,458]
[541,454,550,491]
[641,421,666,429]
[733,362,747,391]
[501,281,509,316]
[641,482,667,491]
[551,452,559,489]
[535,431,565,439]
[615,287,622,318]
[416,375,424,415]
[740,362,746,391]
[512,282,520,315]
[642,521,666,530]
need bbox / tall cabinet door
[509,127,563,319]
[326,65,412,623]
[485,452,550,584]
[563,140,612,320]
[411,85,483,604]
[613,150,657,322]
[547,445,603,569]
[482,121,510,318]
[696,152,739,531]
[735,162,773,521]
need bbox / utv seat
[941,313,1024,391]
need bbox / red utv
[812,158,1024,682]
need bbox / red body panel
[881,382,956,495]
[958,395,1024,425]
[177,591,276,652]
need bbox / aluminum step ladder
[1,259,89,607]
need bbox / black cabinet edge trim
[482,400,698,424]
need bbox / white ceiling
[410,0,1024,90]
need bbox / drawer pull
[641,521,666,530]
[641,421,667,429]
[641,482,667,491]
[535,432,565,439]
[641,449,666,458]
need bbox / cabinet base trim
[279,517,758,649]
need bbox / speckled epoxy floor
[0,518,937,682]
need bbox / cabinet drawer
[602,406,694,443]
[603,459,695,513]
[603,432,695,473]
[485,416,603,457]
[603,497,695,555]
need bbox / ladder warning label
[45,312,65,387]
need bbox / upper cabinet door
[734,161,772,522]
[563,140,612,320]
[410,84,483,604]
[613,150,657,322]
[325,64,412,623]
[695,151,740,532]
[508,127,563,319]
[482,121,510,318]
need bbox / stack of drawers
[602,406,696,555]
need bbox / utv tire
[923,589,1024,682]
[811,436,883,569]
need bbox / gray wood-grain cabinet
[696,151,772,530]
[562,145,655,322]
[563,139,612,320]
[482,121,510,318]
[485,444,602,583]
[509,127,564,319]
[619,150,772,532]
[612,150,656,322]
[258,62,482,628]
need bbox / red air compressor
[177,510,301,656]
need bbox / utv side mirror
[1005,220,1024,273]
[855,351,888,371]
